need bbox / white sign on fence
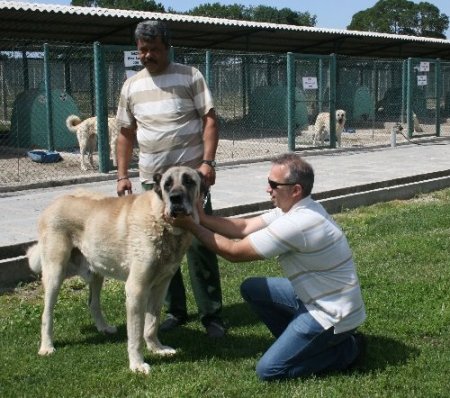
[302,77,318,90]
[419,62,430,72]
[124,51,141,67]
[417,75,428,86]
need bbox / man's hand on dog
[198,163,215,188]
[167,198,205,230]
[117,178,133,196]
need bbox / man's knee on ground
[256,356,287,381]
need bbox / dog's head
[336,109,346,125]
[153,166,202,222]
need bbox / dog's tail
[27,243,42,274]
[66,114,82,133]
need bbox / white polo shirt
[249,196,366,333]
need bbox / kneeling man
[171,153,366,381]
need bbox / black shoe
[347,332,366,371]
[159,314,186,332]
[205,320,226,338]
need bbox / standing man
[116,20,225,338]
[171,153,366,380]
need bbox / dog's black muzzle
[169,191,190,217]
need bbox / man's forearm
[180,216,262,263]
[202,109,218,161]
[117,128,135,177]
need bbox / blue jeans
[240,277,359,381]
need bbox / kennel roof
[1,1,450,60]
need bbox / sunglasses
[267,178,296,190]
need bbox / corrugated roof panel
[1,1,449,59]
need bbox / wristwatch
[202,159,216,168]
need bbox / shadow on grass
[54,303,419,375]
[54,302,267,362]
[347,333,420,375]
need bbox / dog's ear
[197,171,208,197]
[153,173,163,199]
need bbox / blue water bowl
[27,150,62,163]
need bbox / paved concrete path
[1,141,449,250]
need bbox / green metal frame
[287,52,337,150]
[94,42,110,173]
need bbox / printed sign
[124,51,141,67]
[302,77,318,90]
[419,62,430,72]
[417,75,427,86]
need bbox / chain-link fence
[1,40,449,188]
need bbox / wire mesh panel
[210,52,290,161]
[1,41,449,189]
[442,61,450,136]
[333,57,404,147]
[0,41,102,188]
[290,55,333,149]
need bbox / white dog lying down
[27,166,202,374]
[66,114,118,171]
[313,109,346,147]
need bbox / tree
[348,0,448,39]
[70,0,165,12]
[188,3,316,26]
[187,3,247,20]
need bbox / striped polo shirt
[249,196,366,334]
[116,62,214,182]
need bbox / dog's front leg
[144,281,176,356]
[125,274,151,374]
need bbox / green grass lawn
[1,188,450,397]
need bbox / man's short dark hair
[272,152,314,197]
[135,20,171,47]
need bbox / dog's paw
[98,324,117,334]
[151,345,176,356]
[130,362,151,375]
[38,346,56,355]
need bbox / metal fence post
[94,41,109,173]
[406,58,413,138]
[205,50,212,87]
[43,43,54,151]
[329,54,337,148]
[318,58,323,114]
[401,59,407,123]
[287,52,295,151]
[435,59,441,137]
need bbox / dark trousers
[142,183,223,326]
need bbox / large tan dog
[66,114,118,171]
[27,166,202,374]
[313,109,346,147]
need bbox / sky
[19,0,450,38]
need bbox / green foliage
[70,0,165,12]
[69,0,316,26]
[188,2,316,26]
[186,2,247,20]
[1,188,450,397]
[348,0,449,38]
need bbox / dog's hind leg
[144,280,176,356]
[38,243,70,355]
[87,135,96,170]
[78,134,88,171]
[88,273,117,334]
